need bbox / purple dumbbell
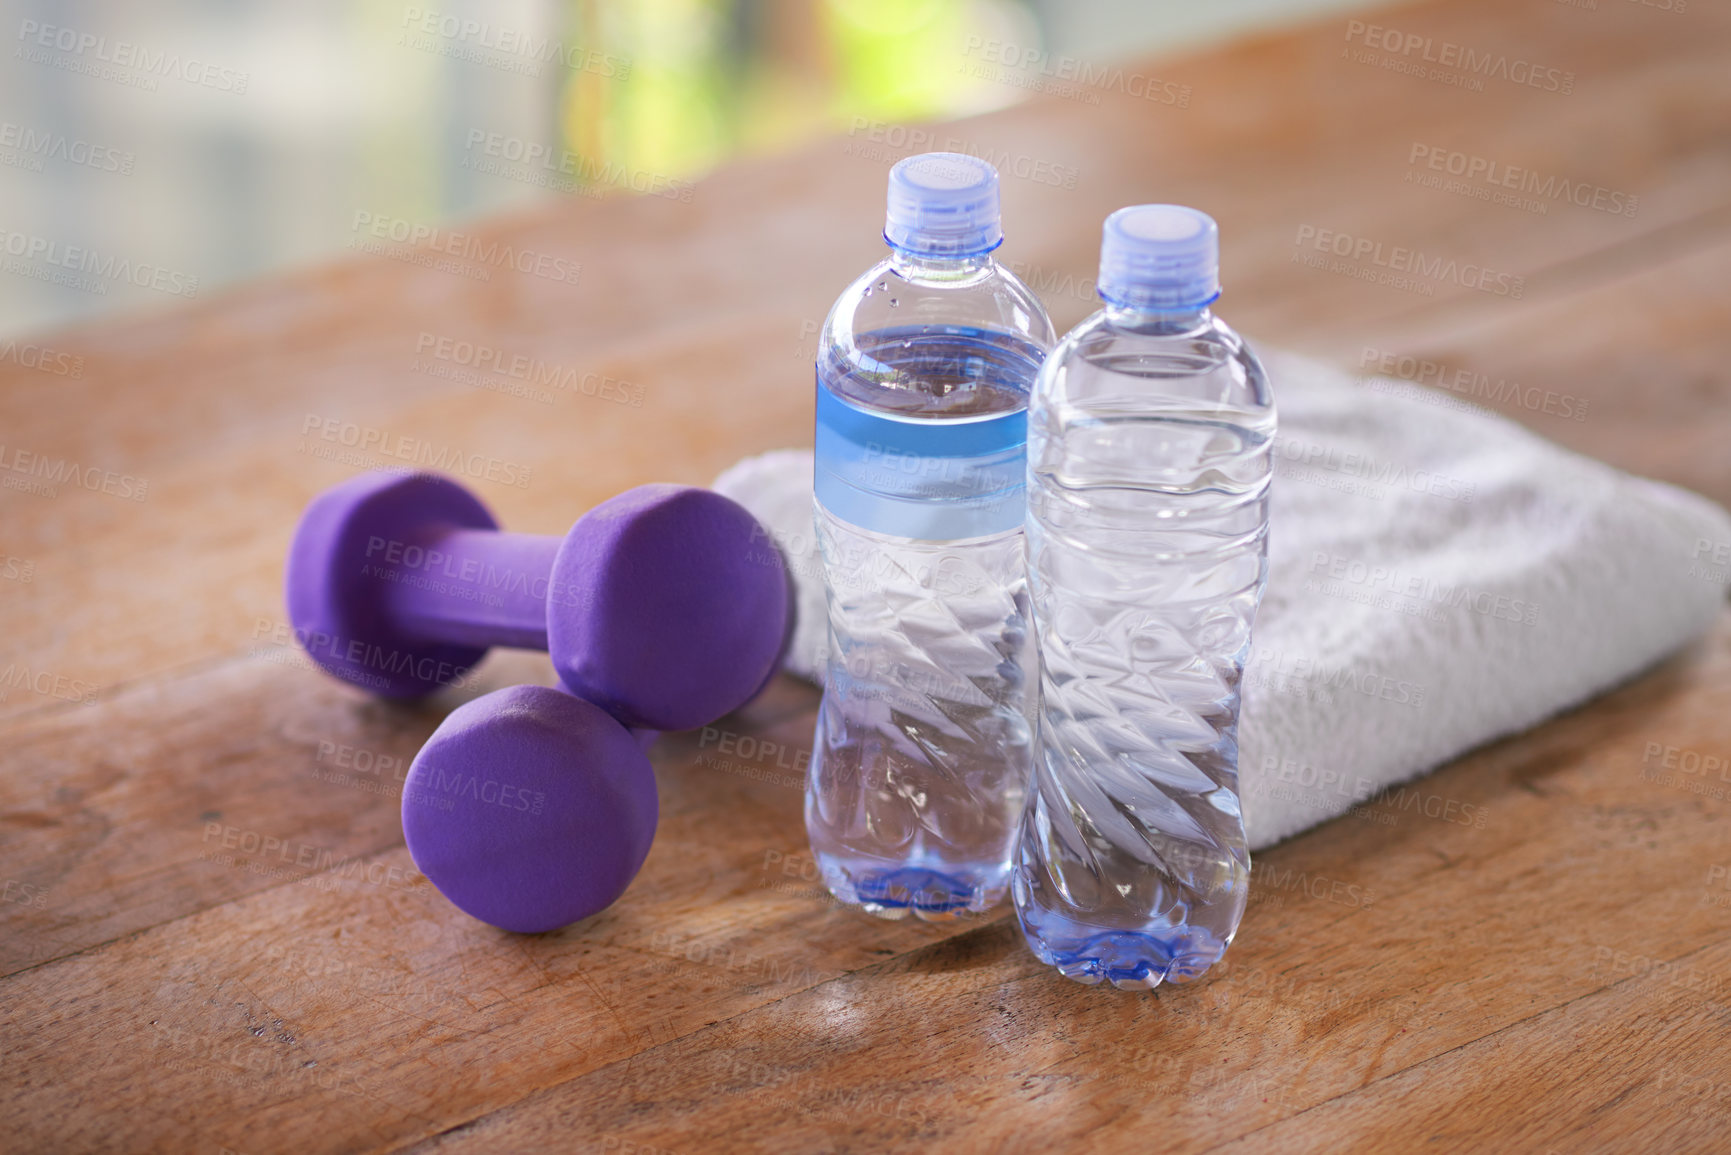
[285,471,791,730]
[402,684,658,933]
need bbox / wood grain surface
[4,0,1730,1151]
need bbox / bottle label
[813,386,1025,540]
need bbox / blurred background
[0,0,1400,338]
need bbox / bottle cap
[1097,204,1220,310]
[884,152,1003,258]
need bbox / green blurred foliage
[558,0,1029,189]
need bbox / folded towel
[714,352,1731,850]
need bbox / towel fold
[714,351,1731,849]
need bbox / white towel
[714,352,1731,850]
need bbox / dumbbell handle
[374,527,563,652]
[374,526,660,745]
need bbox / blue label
[814,386,1026,540]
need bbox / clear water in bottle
[1014,205,1274,987]
[807,153,1055,920]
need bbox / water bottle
[806,152,1056,920]
[1014,205,1274,988]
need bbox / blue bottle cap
[1097,204,1221,311]
[884,152,1003,258]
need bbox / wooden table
[4,0,1730,1149]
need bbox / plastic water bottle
[1014,205,1274,987]
[806,153,1055,920]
